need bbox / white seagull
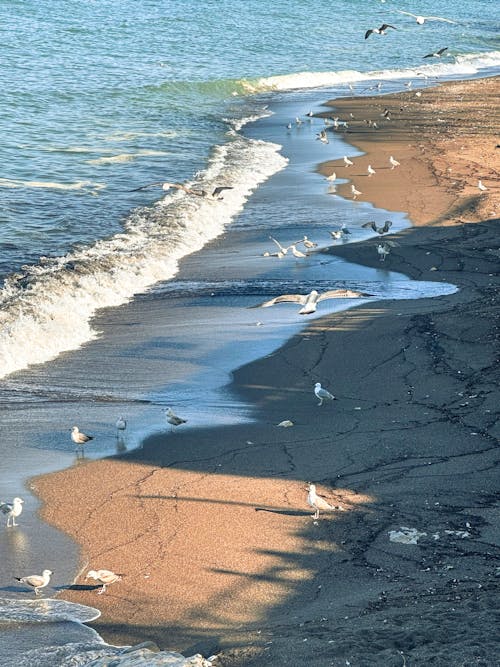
[165,407,187,429]
[307,484,336,519]
[367,164,376,177]
[316,130,329,144]
[395,9,458,24]
[71,426,94,451]
[252,289,371,315]
[115,416,127,434]
[314,382,335,406]
[130,181,201,194]
[86,569,123,595]
[326,171,337,182]
[201,186,234,201]
[478,180,487,192]
[343,156,354,167]
[377,240,398,261]
[362,220,393,234]
[300,236,318,249]
[351,184,363,199]
[365,23,397,39]
[15,569,53,596]
[269,236,289,256]
[0,497,24,527]
[389,155,400,169]
[289,244,307,259]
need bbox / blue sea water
[0,0,498,663]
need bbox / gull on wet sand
[307,484,336,519]
[343,156,354,167]
[367,164,376,177]
[165,407,187,429]
[395,9,457,24]
[423,47,448,59]
[389,155,400,169]
[86,569,123,594]
[351,184,362,199]
[478,180,487,192]
[15,569,53,596]
[326,171,337,182]
[365,23,397,39]
[362,220,392,234]
[314,382,335,406]
[252,289,371,315]
[0,497,24,527]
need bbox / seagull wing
[317,289,372,302]
[362,221,377,231]
[380,24,397,31]
[0,502,13,514]
[364,29,374,39]
[437,47,449,55]
[212,186,234,197]
[426,16,458,24]
[269,236,287,252]
[395,10,418,19]
[129,182,165,192]
[21,575,45,587]
[253,294,307,308]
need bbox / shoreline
[32,76,499,666]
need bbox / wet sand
[33,76,499,666]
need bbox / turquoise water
[0,1,498,663]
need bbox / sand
[32,76,500,666]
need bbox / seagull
[0,497,24,527]
[300,236,318,249]
[395,9,458,24]
[314,382,335,406]
[165,407,187,429]
[351,184,363,199]
[326,171,337,182]
[365,23,397,39]
[389,155,401,169]
[252,289,371,315]
[316,130,329,144]
[307,484,336,519]
[15,569,53,596]
[329,223,351,240]
[86,569,123,595]
[115,416,127,434]
[289,244,307,259]
[362,220,393,234]
[377,240,398,261]
[343,156,354,167]
[367,164,376,177]
[269,236,289,256]
[423,47,448,59]
[201,186,234,201]
[71,426,93,451]
[286,122,292,130]
[478,180,487,192]
[130,181,202,194]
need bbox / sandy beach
[32,76,499,666]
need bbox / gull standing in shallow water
[0,497,24,527]
[252,289,371,315]
[351,184,362,200]
[165,407,187,430]
[15,569,53,596]
[115,416,127,435]
[71,426,93,453]
[307,484,336,519]
[86,569,123,594]
[377,240,398,261]
[314,382,335,406]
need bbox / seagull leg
[98,584,106,595]
[317,398,323,406]
[12,519,17,526]
[314,509,320,519]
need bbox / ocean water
[0,0,498,663]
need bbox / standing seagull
[314,382,335,406]
[395,10,458,24]
[300,236,318,249]
[362,220,393,234]
[15,569,53,596]
[423,47,448,59]
[86,569,123,595]
[0,497,24,527]
[71,426,94,453]
[351,184,363,200]
[316,130,329,144]
[252,289,371,315]
[478,180,487,192]
[343,156,354,167]
[377,241,398,261]
[307,484,336,520]
[389,155,400,169]
[367,164,376,177]
[289,244,307,259]
[165,407,187,430]
[115,416,127,435]
[365,23,397,39]
[326,171,337,182]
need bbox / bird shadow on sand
[254,507,309,517]
[54,583,102,592]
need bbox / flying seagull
[314,382,335,406]
[130,181,202,194]
[389,155,400,169]
[307,484,337,519]
[362,220,393,234]
[251,289,371,315]
[423,47,448,59]
[86,569,123,594]
[165,407,187,429]
[0,497,24,527]
[71,426,93,452]
[15,569,53,596]
[201,186,234,201]
[395,9,458,24]
[365,24,397,39]
[269,236,289,256]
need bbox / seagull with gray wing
[362,220,392,234]
[251,289,371,315]
[365,23,397,39]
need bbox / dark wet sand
[33,76,500,666]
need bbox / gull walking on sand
[362,220,392,235]
[71,426,93,453]
[478,180,487,192]
[367,164,376,177]
[86,569,123,595]
[351,184,362,200]
[394,9,458,24]
[15,569,52,596]
[343,156,354,167]
[314,382,335,406]
[307,484,336,520]
[0,497,24,527]
[389,155,400,169]
[165,407,187,430]
[252,289,371,315]
[326,171,336,182]
[364,23,397,39]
